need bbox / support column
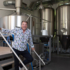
[15,0,21,15]
[57,36,59,54]
[30,15,33,34]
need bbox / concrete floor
[42,54,70,70]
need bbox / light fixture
[38,2,44,9]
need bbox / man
[0,21,35,70]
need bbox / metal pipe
[0,32,28,70]
[29,15,33,34]
[3,0,21,15]
[26,17,30,21]
[57,36,59,54]
[48,37,51,61]
[24,13,50,23]
[27,42,45,65]
[16,7,21,15]
[39,60,41,70]
[0,8,16,11]
[15,0,21,15]
[3,0,15,6]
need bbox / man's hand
[0,28,2,30]
[32,48,35,51]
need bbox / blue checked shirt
[2,28,34,51]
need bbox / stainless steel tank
[40,7,54,36]
[0,15,36,35]
[56,5,70,49]
[57,5,70,35]
[0,15,28,29]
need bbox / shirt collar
[20,28,28,31]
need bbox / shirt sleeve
[29,30,34,48]
[2,28,16,35]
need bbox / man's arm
[0,28,16,35]
[29,31,35,51]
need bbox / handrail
[0,65,3,70]
[0,32,28,70]
[0,8,16,11]
[27,42,45,65]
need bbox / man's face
[21,22,27,31]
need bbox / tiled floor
[42,54,70,70]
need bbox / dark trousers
[13,48,33,70]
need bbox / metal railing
[0,65,3,70]
[27,42,45,65]
[0,32,45,70]
[0,32,28,70]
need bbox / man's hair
[21,21,28,25]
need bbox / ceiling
[21,0,70,11]
[37,0,70,4]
